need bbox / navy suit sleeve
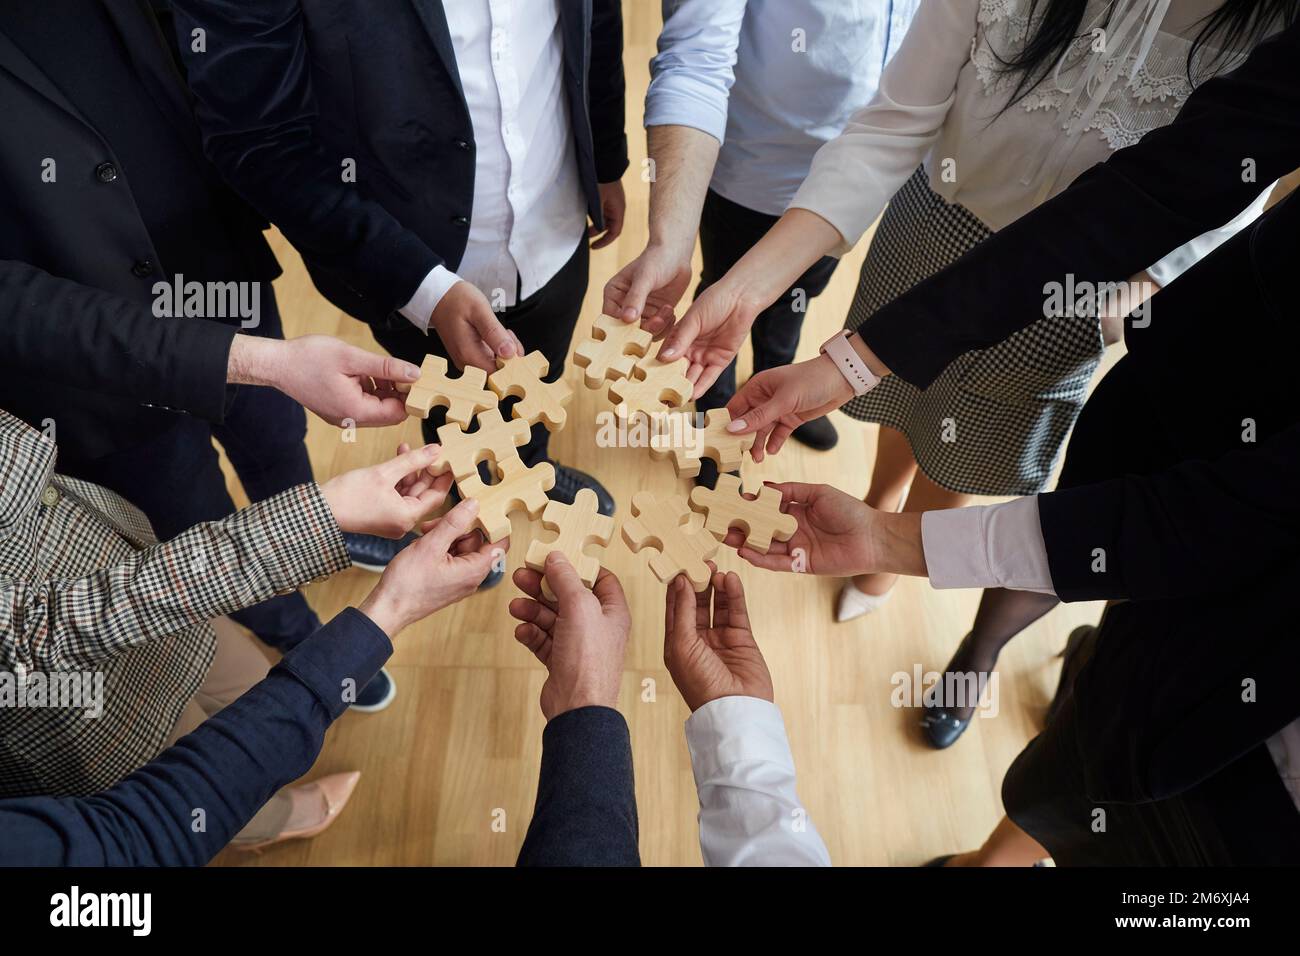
[517,706,640,866]
[168,0,441,313]
[0,259,236,423]
[857,22,1300,389]
[0,608,391,866]
[589,0,629,183]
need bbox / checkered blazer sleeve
[0,483,349,673]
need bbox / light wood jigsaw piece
[430,408,531,482]
[573,314,653,389]
[607,344,692,417]
[457,455,556,543]
[525,488,616,600]
[620,491,719,592]
[489,351,573,432]
[648,408,756,478]
[689,473,797,553]
[397,354,496,427]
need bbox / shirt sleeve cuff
[922,497,1056,595]
[643,87,729,144]
[685,696,794,785]
[398,266,462,333]
[279,607,394,720]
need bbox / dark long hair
[994,0,1297,111]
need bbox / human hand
[663,569,772,712]
[656,276,765,399]
[508,556,631,720]
[725,481,925,579]
[429,280,524,373]
[320,442,453,538]
[229,334,420,427]
[357,498,500,636]
[602,241,693,331]
[589,180,627,250]
[724,355,853,461]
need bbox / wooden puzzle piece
[457,455,556,543]
[647,408,756,478]
[430,408,531,482]
[573,314,654,389]
[689,473,797,553]
[525,488,616,601]
[607,344,692,417]
[397,354,496,427]
[620,491,719,592]
[489,351,573,432]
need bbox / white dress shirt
[400,0,588,330]
[921,499,1300,812]
[645,0,919,217]
[685,695,831,866]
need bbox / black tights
[943,588,1061,720]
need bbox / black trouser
[695,189,839,412]
[372,240,589,466]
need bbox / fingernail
[726,419,746,432]
[463,498,479,513]
[660,346,677,359]
[402,363,421,380]
[497,342,514,358]
[623,307,638,321]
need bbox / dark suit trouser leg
[694,189,839,413]
[371,240,589,467]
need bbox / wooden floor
[213,2,1108,867]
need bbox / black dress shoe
[919,706,971,750]
[791,415,839,451]
[345,531,417,572]
[549,464,615,515]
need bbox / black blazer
[0,0,277,462]
[517,706,640,866]
[169,0,629,326]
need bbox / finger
[711,571,731,630]
[591,566,627,616]
[419,498,480,554]
[695,573,713,630]
[669,574,699,647]
[512,566,556,611]
[691,362,726,400]
[544,552,589,606]
[468,304,517,360]
[512,621,553,663]
[508,596,557,634]
[411,472,453,512]
[345,345,422,386]
[737,546,799,573]
[767,423,794,457]
[657,310,701,362]
[766,481,821,507]
[381,443,441,483]
[719,571,752,636]
[622,267,658,323]
[590,228,617,250]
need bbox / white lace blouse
[791,0,1265,255]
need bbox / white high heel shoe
[834,582,894,623]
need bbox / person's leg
[941,815,1051,867]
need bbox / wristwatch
[819,330,879,397]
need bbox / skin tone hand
[228,333,420,427]
[723,481,927,579]
[320,442,453,538]
[357,497,499,636]
[429,280,524,373]
[663,569,773,712]
[602,240,693,330]
[508,556,631,720]
[589,180,628,250]
[658,208,844,398]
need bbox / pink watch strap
[819,330,879,397]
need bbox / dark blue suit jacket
[0,606,639,866]
[168,0,628,326]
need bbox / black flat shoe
[791,415,839,451]
[548,464,615,516]
[919,706,971,750]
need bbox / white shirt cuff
[686,696,796,783]
[399,265,462,333]
[921,497,1057,595]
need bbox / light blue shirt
[646,0,919,217]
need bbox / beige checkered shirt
[0,413,349,796]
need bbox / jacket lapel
[409,0,467,104]
[0,25,94,130]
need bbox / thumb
[345,344,421,385]
[467,299,518,359]
[658,308,702,361]
[725,380,781,436]
[543,552,588,606]
[420,498,481,554]
[620,264,658,322]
